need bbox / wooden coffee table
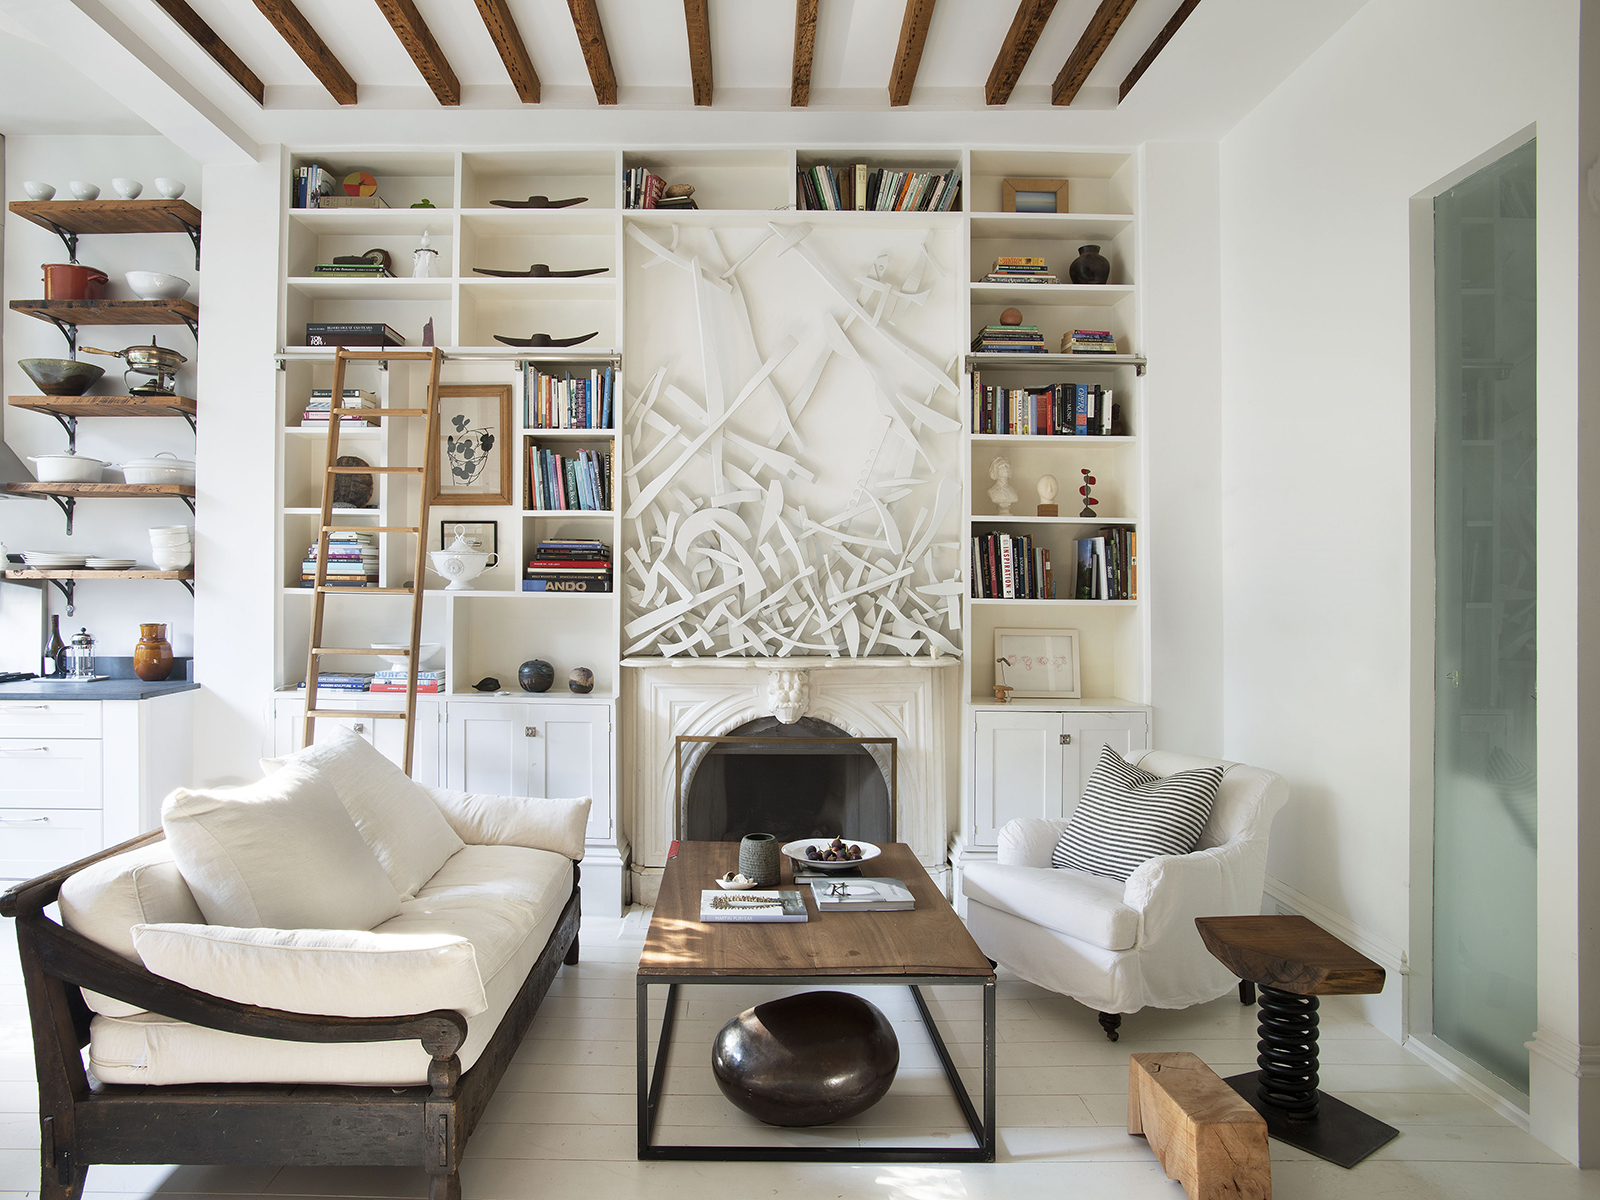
[637,841,996,1162]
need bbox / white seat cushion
[161,761,402,932]
[264,726,464,899]
[87,850,573,1087]
[57,840,204,1018]
[961,861,1140,951]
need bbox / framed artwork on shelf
[431,384,514,506]
[440,520,497,555]
[1002,178,1069,214]
[994,627,1081,698]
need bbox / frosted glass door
[1433,140,1537,1093]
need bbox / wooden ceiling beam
[1052,0,1139,106]
[153,0,265,106]
[1118,0,1199,102]
[985,0,1058,105]
[888,0,937,108]
[567,0,618,105]
[374,0,461,106]
[473,0,541,103]
[791,0,818,106]
[684,0,712,106]
[252,0,357,105]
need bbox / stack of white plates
[20,551,86,569]
[84,557,136,570]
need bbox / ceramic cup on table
[154,178,185,199]
[22,181,55,201]
[69,181,99,200]
[111,178,142,200]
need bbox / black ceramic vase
[518,659,554,692]
[1068,244,1111,285]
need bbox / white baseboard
[1405,1033,1531,1130]
[1261,874,1408,975]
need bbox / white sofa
[6,726,589,1200]
[961,750,1288,1034]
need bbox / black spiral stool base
[1221,983,1399,1168]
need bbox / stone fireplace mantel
[622,658,958,904]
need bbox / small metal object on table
[637,841,996,1162]
[1195,914,1399,1168]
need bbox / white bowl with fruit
[781,837,881,872]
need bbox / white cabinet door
[1062,711,1150,820]
[972,710,1064,848]
[444,704,531,797]
[538,705,612,839]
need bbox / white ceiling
[0,0,1370,156]
[0,13,153,135]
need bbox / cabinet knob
[525,726,538,738]
[1060,733,1072,745]
[352,722,366,734]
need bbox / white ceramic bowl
[152,548,192,570]
[124,271,190,301]
[122,454,194,485]
[28,454,105,483]
[369,642,443,670]
[22,181,55,201]
[150,525,192,533]
[780,838,883,872]
[154,178,185,199]
[69,181,99,200]
[111,178,142,199]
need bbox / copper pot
[41,263,108,301]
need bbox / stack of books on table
[301,532,378,588]
[297,674,371,692]
[524,365,615,429]
[301,389,380,427]
[983,256,1056,284]
[807,878,916,912]
[370,670,445,694]
[971,323,1046,354]
[1063,329,1120,354]
[524,539,611,593]
[527,444,612,511]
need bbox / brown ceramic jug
[134,623,174,681]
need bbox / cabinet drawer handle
[1059,733,1072,745]
[0,705,50,711]
[0,747,51,754]
[525,726,538,738]
[0,817,50,825]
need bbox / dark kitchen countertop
[0,678,200,701]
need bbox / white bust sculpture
[1037,474,1058,504]
[988,456,1018,515]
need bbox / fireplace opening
[679,717,895,845]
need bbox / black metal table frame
[636,973,996,1162]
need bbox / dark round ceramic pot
[568,666,594,694]
[1068,244,1111,285]
[518,659,554,692]
[712,991,900,1126]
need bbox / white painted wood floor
[3,906,1596,1200]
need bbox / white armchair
[961,750,1288,1039]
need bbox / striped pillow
[1052,748,1224,881]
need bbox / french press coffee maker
[63,627,97,680]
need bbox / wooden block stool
[1129,1052,1270,1200]
[1195,914,1399,1168]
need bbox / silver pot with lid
[81,338,187,395]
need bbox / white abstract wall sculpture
[623,220,963,660]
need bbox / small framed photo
[1002,178,1069,214]
[431,383,514,506]
[440,520,497,555]
[994,627,1081,698]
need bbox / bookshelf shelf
[967,353,1146,374]
[968,282,1134,307]
[970,433,1136,444]
[969,212,1136,240]
[289,208,457,233]
[969,597,1139,607]
[972,514,1138,525]
[286,277,453,301]
[522,509,612,518]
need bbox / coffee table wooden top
[1195,915,1385,996]
[639,841,994,980]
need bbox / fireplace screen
[677,717,896,845]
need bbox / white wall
[1218,0,1588,1159]
[0,135,200,661]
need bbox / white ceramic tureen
[426,525,497,591]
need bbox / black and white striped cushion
[1051,747,1224,881]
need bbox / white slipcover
[962,750,1288,1015]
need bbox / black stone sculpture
[490,196,587,209]
[493,331,599,348]
[473,264,609,278]
[518,659,554,692]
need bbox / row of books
[295,670,445,694]
[525,539,611,593]
[982,256,1056,284]
[300,531,377,589]
[972,531,1056,600]
[971,322,1045,353]
[305,322,406,348]
[971,378,1117,436]
[312,260,392,277]
[523,365,615,429]
[1074,528,1137,600]
[527,444,613,512]
[621,168,696,209]
[291,165,339,209]
[301,388,380,427]
[796,165,962,212]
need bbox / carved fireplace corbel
[766,667,809,724]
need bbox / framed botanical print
[994,627,1081,698]
[431,384,513,506]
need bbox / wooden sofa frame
[1,829,582,1200]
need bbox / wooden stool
[1195,914,1398,1168]
[1128,1052,1270,1200]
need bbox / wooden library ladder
[301,346,442,775]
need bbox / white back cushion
[1128,750,1288,850]
[263,726,463,899]
[162,761,402,931]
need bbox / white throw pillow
[162,762,402,930]
[1051,746,1223,881]
[262,725,463,899]
[133,922,487,1018]
[424,787,591,861]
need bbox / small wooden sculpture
[1079,468,1100,518]
[993,683,1015,704]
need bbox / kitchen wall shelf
[8,394,196,453]
[7,199,202,268]
[1,568,194,614]
[4,481,195,534]
[9,299,199,356]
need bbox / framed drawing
[1002,178,1069,214]
[994,627,1081,698]
[431,384,513,505]
[439,520,497,555]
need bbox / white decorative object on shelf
[427,525,496,591]
[1037,474,1058,505]
[111,178,142,200]
[23,181,55,201]
[987,456,1017,515]
[69,181,100,200]
[154,178,186,199]
[413,230,439,279]
[766,667,809,724]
